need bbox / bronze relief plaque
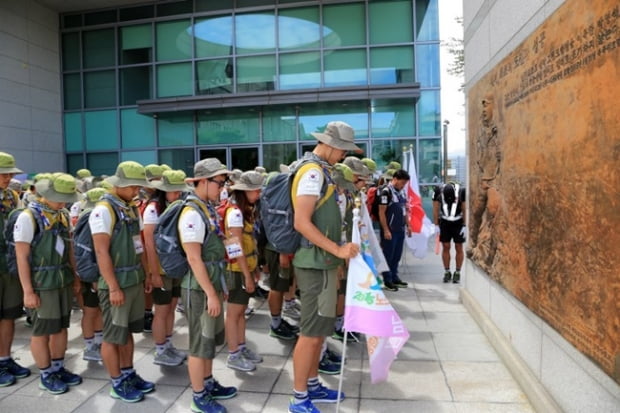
[467,0,620,382]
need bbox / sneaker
[443,271,452,283]
[324,348,343,364]
[452,271,461,284]
[0,368,15,387]
[318,353,340,375]
[83,343,102,362]
[24,316,33,327]
[308,382,344,403]
[125,371,155,393]
[283,305,301,320]
[244,307,255,316]
[206,379,237,400]
[169,345,188,361]
[39,373,68,394]
[393,278,409,288]
[288,398,320,413]
[241,347,263,364]
[283,319,300,333]
[270,321,298,341]
[154,347,184,367]
[226,354,256,372]
[1,358,30,378]
[176,303,185,313]
[54,367,82,386]
[143,312,153,333]
[254,286,269,299]
[110,378,144,402]
[332,329,360,343]
[191,392,226,413]
[382,282,398,292]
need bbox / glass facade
[61,0,441,191]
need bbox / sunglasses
[207,178,227,188]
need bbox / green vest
[97,195,145,289]
[181,201,227,292]
[293,189,344,270]
[26,209,73,290]
[0,189,19,273]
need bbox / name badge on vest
[133,235,144,254]
[55,236,65,256]
[224,236,243,259]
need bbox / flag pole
[337,203,362,412]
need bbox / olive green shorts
[31,285,73,336]
[81,282,99,308]
[226,271,251,305]
[181,288,225,359]
[295,267,338,337]
[0,272,23,320]
[98,283,145,345]
[265,248,293,293]
[152,275,181,305]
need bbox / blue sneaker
[288,398,321,413]
[1,358,31,378]
[206,379,237,400]
[39,373,68,395]
[325,348,343,364]
[54,367,82,386]
[125,371,155,393]
[308,383,344,403]
[0,368,15,387]
[191,393,227,413]
[318,354,340,375]
[110,378,144,402]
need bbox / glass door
[198,146,259,171]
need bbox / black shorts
[439,219,465,244]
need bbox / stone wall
[467,0,619,384]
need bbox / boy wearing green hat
[14,174,82,394]
[0,152,31,387]
[89,161,155,402]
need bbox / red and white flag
[404,148,436,258]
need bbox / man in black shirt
[433,182,467,283]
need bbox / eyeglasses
[207,178,227,188]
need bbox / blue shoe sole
[110,388,144,402]
[39,382,68,395]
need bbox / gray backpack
[154,195,209,279]
[259,156,333,254]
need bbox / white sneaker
[283,305,301,320]
[153,347,184,366]
[226,354,256,372]
[241,347,263,364]
[83,343,102,362]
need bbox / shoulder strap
[291,162,335,210]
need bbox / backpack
[72,195,132,283]
[154,195,210,279]
[259,158,333,254]
[4,206,47,277]
[366,185,387,221]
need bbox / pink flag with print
[344,214,410,383]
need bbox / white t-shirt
[225,207,244,229]
[295,166,324,197]
[178,208,207,244]
[89,203,144,235]
[143,203,160,225]
[69,201,81,219]
[13,211,35,244]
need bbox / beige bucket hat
[230,171,265,191]
[311,121,363,154]
[186,158,231,182]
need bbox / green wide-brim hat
[0,152,23,174]
[35,174,79,203]
[151,170,193,192]
[105,161,151,188]
[82,187,107,209]
[332,163,356,192]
